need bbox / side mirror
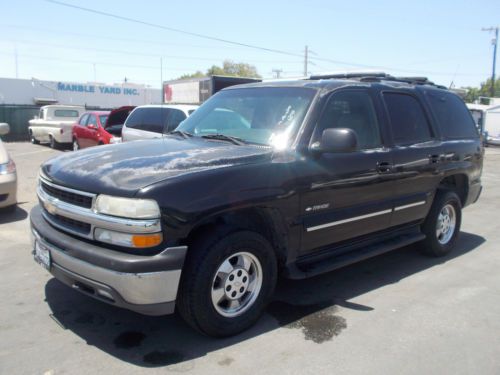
[0,123,10,136]
[311,128,358,153]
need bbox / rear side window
[384,93,433,145]
[425,91,479,139]
[125,108,170,133]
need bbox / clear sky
[0,0,498,89]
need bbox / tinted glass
[54,110,79,117]
[177,87,315,146]
[384,93,432,144]
[87,115,97,127]
[168,109,187,131]
[125,107,169,133]
[79,114,89,125]
[314,90,381,150]
[426,91,479,139]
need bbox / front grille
[41,181,93,209]
[45,211,91,235]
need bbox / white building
[0,77,161,107]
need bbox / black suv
[30,73,483,337]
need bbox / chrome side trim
[33,229,183,305]
[394,201,426,211]
[37,183,161,239]
[306,209,392,232]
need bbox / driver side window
[313,90,382,150]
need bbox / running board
[287,232,426,279]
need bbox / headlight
[94,195,160,219]
[0,158,16,175]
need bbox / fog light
[94,228,162,248]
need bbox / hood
[105,106,135,128]
[41,137,273,196]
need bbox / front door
[299,89,395,255]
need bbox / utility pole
[303,45,308,77]
[160,57,164,103]
[482,26,498,97]
[272,68,282,79]
[14,44,18,79]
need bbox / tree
[177,71,206,80]
[176,60,261,80]
[463,78,500,103]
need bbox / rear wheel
[177,230,277,337]
[72,139,80,151]
[420,191,462,257]
[49,135,59,149]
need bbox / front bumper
[0,172,17,208]
[30,205,187,315]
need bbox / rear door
[381,91,443,227]
[299,89,396,255]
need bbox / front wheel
[30,133,40,144]
[420,191,462,257]
[177,230,277,337]
[49,135,59,149]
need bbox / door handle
[429,154,440,164]
[376,161,393,173]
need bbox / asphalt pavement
[1,142,499,374]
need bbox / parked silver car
[0,123,17,212]
[121,105,198,142]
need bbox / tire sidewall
[423,191,462,256]
[182,231,277,336]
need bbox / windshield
[176,87,316,146]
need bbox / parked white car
[29,105,85,148]
[467,102,500,145]
[0,123,17,212]
[121,104,198,142]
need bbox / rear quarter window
[425,90,479,139]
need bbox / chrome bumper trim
[32,230,182,305]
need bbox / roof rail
[308,72,447,89]
[308,72,388,80]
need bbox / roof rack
[307,72,447,89]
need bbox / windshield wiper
[168,130,193,139]
[201,134,246,145]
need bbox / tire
[177,230,277,337]
[72,139,80,151]
[30,133,40,145]
[49,135,59,149]
[420,190,462,257]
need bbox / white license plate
[34,240,51,270]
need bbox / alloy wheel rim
[211,251,263,318]
[73,141,79,151]
[436,204,456,245]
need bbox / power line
[44,0,305,59]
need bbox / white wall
[0,77,161,107]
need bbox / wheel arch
[438,173,469,206]
[183,207,289,269]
